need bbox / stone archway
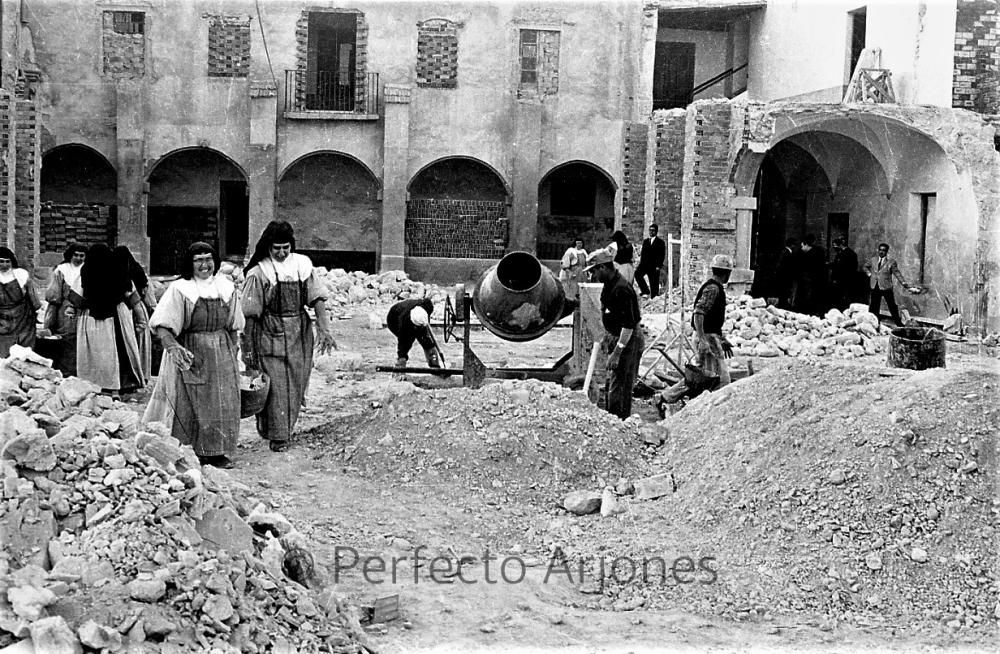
[405,157,509,259]
[40,145,117,257]
[146,148,248,275]
[277,151,381,272]
[536,161,616,260]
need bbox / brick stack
[681,102,737,298]
[102,11,145,78]
[953,0,1000,113]
[652,110,686,242]
[39,203,114,253]
[206,15,251,78]
[14,100,37,269]
[621,122,648,243]
[405,199,508,258]
[416,19,459,88]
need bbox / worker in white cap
[658,253,735,412]
[386,297,443,370]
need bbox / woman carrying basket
[241,221,338,453]
[143,242,243,468]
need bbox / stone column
[248,80,278,249]
[115,79,148,266]
[510,100,543,253]
[731,196,757,268]
[380,83,411,272]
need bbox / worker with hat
[584,247,643,420]
[658,253,735,411]
[386,297,444,371]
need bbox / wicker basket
[239,372,270,419]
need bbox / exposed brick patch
[405,199,508,258]
[953,0,1000,112]
[0,94,10,242]
[40,203,115,253]
[621,122,648,243]
[518,29,559,97]
[250,80,277,97]
[652,110,686,243]
[416,18,459,88]
[206,14,251,78]
[14,100,38,269]
[681,102,737,299]
[102,11,145,78]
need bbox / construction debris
[0,349,370,653]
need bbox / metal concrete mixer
[376,251,579,387]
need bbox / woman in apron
[43,243,86,374]
[242,221,338,452]
[0,247,40,357]
[144,242,243,468]
[74,243,145,396]
[558,237,588,301]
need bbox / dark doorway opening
[653,41,696,110]
[848,7,867,82]
[147,207,218,275]
[307,12,356,111]
[827,212,849,252]
[219,181,249,260]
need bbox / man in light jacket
[864,242,920,325]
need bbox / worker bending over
[387,298,443,369]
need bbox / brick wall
[102,11,145,78]
[953,0,1000,112]
[621,122,648,243]
[681,101,737,298]
[0,93,10,244]
[14,101,38,269]
[652,110,686,242]
[207,15,251,78]
[40,203,115,253]
[416,19,458,88]
[538,30,560,95]
[405,199,508,258]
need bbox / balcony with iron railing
[283,70,380,120]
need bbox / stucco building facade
[1,0,999,330]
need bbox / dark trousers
[389,324,436,360]
[635,267,660,298]
[869,287,902,324]
[605,331,644,420]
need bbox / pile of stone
[315,268,449,315]
[0,347,368,653]
[723,296,886,359]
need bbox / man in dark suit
[795,234,827,315]
[864,242,920,325]
[634,223,666,298]
[829,237,859,310]
[773,237,799,310]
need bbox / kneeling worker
[387,298,443,369]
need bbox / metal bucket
[887,327,946,370]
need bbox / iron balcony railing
[284,70,380,115]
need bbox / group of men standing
[774,238,920,323]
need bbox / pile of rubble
[305,379,658,504]
[542,359,998,638]
[724,297,886,358]
[315,269,449,315]
[0,347,369,653]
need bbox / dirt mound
[303,379,658,504]
[542,359,998,638]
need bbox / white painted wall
[748,0,957,107]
